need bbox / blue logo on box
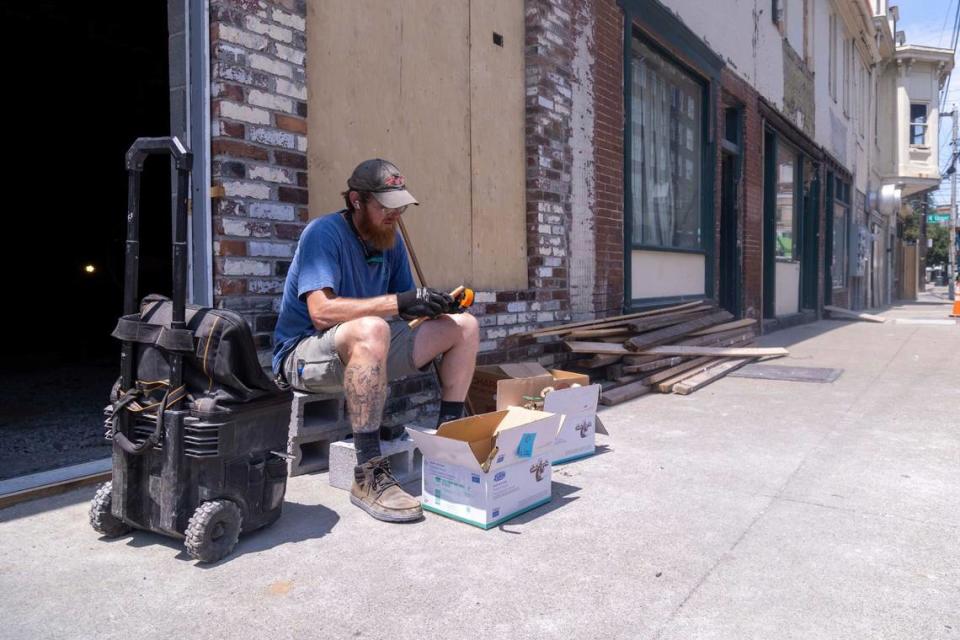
[497,454,505,463]
[494,471,506,482]
[492,508,500,518]
[471,474,480,484]
[516,432,536,458]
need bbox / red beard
[354,205,397,251]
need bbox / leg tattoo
[343,362,386,434]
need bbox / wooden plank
[624,310,734,352]
[622,354,666,366]
[622,356,686,374]
[605,363,624,380]
[824,305,885,323]
[599,381,651,406]
[673,358,755,395]
[655,357,727,392]
[521,300,706,337]
[677,327,756,348]
[575,354,622,369]
[565,341,631,355]
[642,356,715,386]
[687,318,757,336]
[566,327,632,339]
[637,346,789,357]
[626,307,715,333]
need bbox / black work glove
[443,290,467,314]
[397,288,451,320]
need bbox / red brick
[278,186,308,205]
[214,278,247,296]
[275,222,305,240]
[276,114,307,134]
[221,121,245,138]
[274,150,308,170]
[212,139,269,161]
[217,239,247,256]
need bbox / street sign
[927,213,951,224]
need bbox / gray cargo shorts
[282,319,428,393]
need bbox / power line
[940,0,958,47]
[938,1,960,112]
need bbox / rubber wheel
[89,481,131,537]
[184,500,242,563]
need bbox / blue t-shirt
[272,211,415,374]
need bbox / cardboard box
[468,363,554,414]
[471,363,603,464]
[405,406,562,529]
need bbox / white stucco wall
[895,58,944,181]
[783,0,805,56]
[876,65,897,177]
[569,3,597,319]
[813,0,854,171]
[663,0,785,106]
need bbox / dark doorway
[800,169,820,310]
[719,107,742,317]
[762,129,777,318]
[1,3,172,479]
[719,154,740,316]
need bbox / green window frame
[775,141,800,261]
[832,177,850,288]
[620,0,722,309]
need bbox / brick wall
[592,0,625,316]
[208,0,309,365]
[720,68,764,320]
[469,0,626,368]
[205,0,629,402]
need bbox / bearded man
[272,159,479,523]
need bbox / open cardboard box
[405,406,562,529]
[470,363,604,464]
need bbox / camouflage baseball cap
[347,159,419,209]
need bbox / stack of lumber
[522,301,788,405]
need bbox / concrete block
[288,428,352,477]
[286,391,350,476]
[288,390,346,437]
[328,424,435,491]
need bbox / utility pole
[950,106,958,300]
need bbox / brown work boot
[350,456,423,522]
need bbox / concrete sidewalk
[1,299,958,640]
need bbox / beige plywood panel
[307,0,472,289]
[774,261,801,316]
[631,250,705,299]
[469,0,527,289]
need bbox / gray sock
[354,431,382,465]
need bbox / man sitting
[272,159,479,522]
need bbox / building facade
[157,0,954,415]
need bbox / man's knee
[455,312,480,345]
[339,316,390,361]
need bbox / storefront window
[832,178,850,288]
[630,38,703,250]
[775,142,798,260]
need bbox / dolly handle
[121,136,193,392]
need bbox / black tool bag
[110,294,284,421]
